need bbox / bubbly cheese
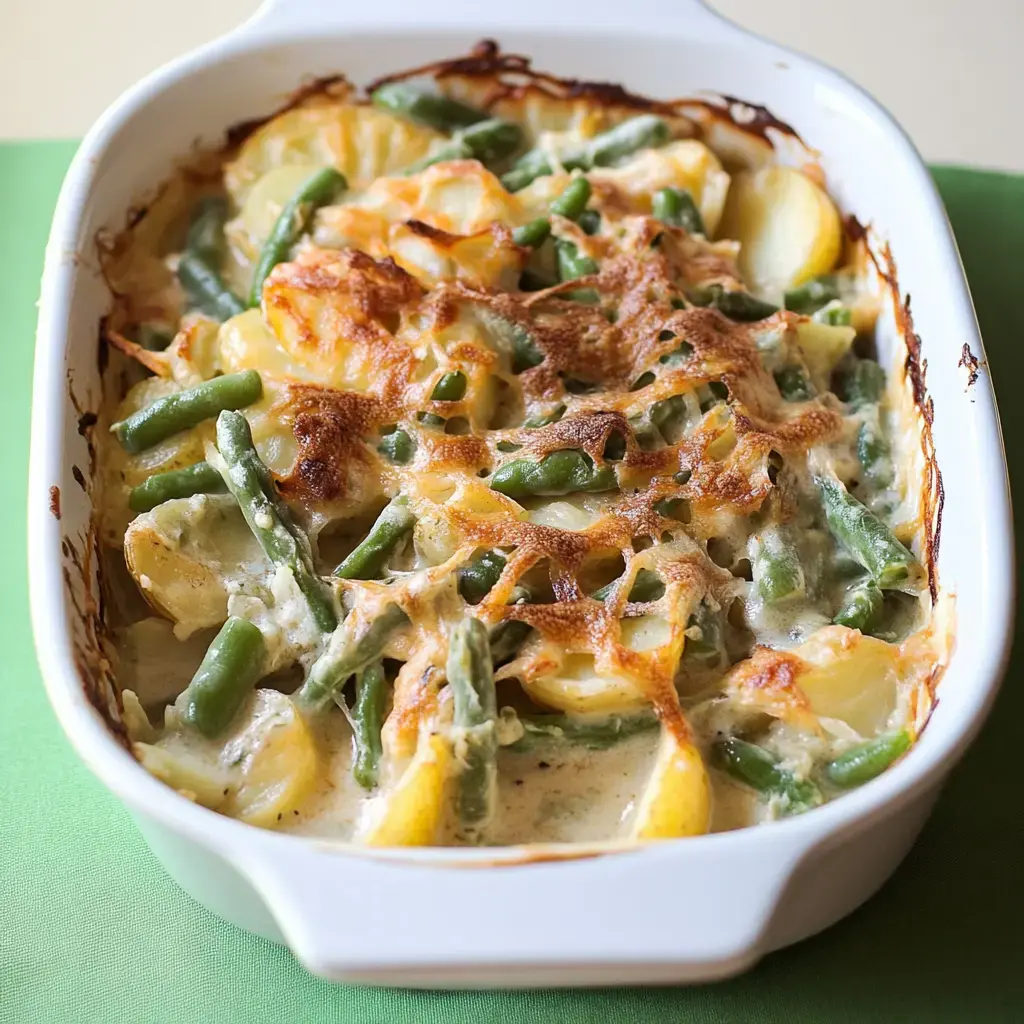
[97,46,945,850]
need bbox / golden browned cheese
[100,45,949,848]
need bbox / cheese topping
[98,45,947,849]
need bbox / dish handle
[244,0,724,36]
[231,829,812,984]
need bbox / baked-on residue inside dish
[97,45,946,846]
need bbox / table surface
[3,145,1023,1022]
[4,1,1024,171]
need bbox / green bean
[502,115,671,192]
[333,496,414,580]
[833,581,883,631]
[712,738,822,814]
[550,177,592,221]
[112,370,263,454]
[215,410,337,632]
[370,81,487,132]
[406,118,522,173]
[249,167,347,306]
[519,267,557,291]
[651,187,705,234]
[592,567,664,603]
[654,496,690,523]
[177,198,245,321]
[629,414,661,451]
[816,476,919,589]
[351,661,387,790]
[508,710,659,752]
[512,218,551,248]
[589,116,671,167]
[458,549,507,604]
[180,616,266,738]
[431,370,467,402]
[447,617,498,833]
[555,239,599,281]
[659,339,694,366]
[825,731,911,788]
[754,529,805,603]
[602,431,626,461]
[649,394,690,442]
[296,603,409,712]
[128,461,227,513]
[840,359,886,408]
[377,426,415,464]
[514,178,594,247]
[555,238,600,303]
[774,365,813,401]
[523,405,565,429]
[577,209,601,235]
[683,601,722,664]
[857,417,892,487]
[474,307,544,373]
[784,274,840,315]
[813,303,853,326]
[490,449,617,498]
[699,381,730,412]
[490,619,533,665]
[689,284,779,322]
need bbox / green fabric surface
[2,144,1022,1022]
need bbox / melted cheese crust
[99,50,948,848]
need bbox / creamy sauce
[104,52,949,848]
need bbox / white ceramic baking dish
[29,0,1014,987]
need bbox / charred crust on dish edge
[958,342,982,389]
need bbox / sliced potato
[718,166,841,297]
[794,320,856,391]
[137,689,317,828]
[225,102,442,204]
[632,727,711,839]
[135,740,232,809]
[124,495,271,637]
[217,308,317,384]
[361,731,453,847]
[387,222,521,292]
[222,690,318,827]
[116,617,214,708]
[795,626,901,737]
[522,653,647,713]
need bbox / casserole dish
[28,0,1013,986]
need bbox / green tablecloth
[2,144,1022,1022]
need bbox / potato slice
[796,626,901,737]
[632,727,711,839]
[124,495,271,637]
[135,740,232,810]
[136,690,317,828]
[718,166,841,297]
[115,617,214,708]
[225,102,442,204]
[794,319,856,391]
[522,653,647,713]
[222,690,318,827]
[361,731,453,847]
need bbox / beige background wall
[4,1,1021,170]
